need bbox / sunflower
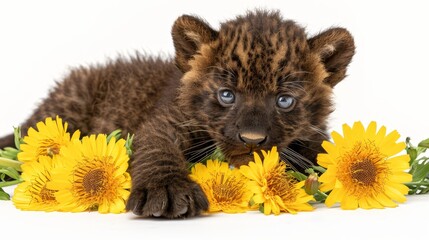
[48,134,131,213]
[18,116,80,162]
[240,147,314,215]
[317,121,412,209]
[190,160,253,213]
[12,156,59,211]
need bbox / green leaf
[259,204,264,214]
[200,147,226,164]
[0,167,21,180]
[106,129,122,143]
[417,147,427,156]
[305,168,315,174]
[287,170,307,181]
[313,191,328,203]
[312,165,327,173]
[0,146,20,160]
[125,133,134,157]
[209,147,225,161]
[408,187,417,195]
[13,126,22,150]
[0,178,24,188]
[106,130,134,157]
[420,185,429,194]
[0,157,22,171]
[406,147,417,165]
[0,188,10,200]
[418,138,429,148]
[249,197,255,207]
[412,159,429,182]
[407,182,429,195]
[3,147,19,154]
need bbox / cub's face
[173,11,355,167]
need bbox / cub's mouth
[216,135,276,167]
[226,148,268,168]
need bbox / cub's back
[23,55,182,136]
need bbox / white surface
[1,0,428,239]
[2,186,429,240]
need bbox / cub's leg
[126,108,209,218]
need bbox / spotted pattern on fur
[0,10,354,218]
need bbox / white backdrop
[0,0,428,142]
[1,1,428,239]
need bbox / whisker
[186,143,218,165]
[293,140,323,153]
[182,139,215,153]
[176,124,224,137]
[186,129,223,137]
[281,150,306,166]
[277,70,312,82]
[175,121,209,128]
[179,135,212,144]
[204,65,237,78]
[283,82,307,93]
[308,125,329,139]
[296,137,325,143]
[280,152,309,171]
[280,147,314,171]
[279,153,299,172]
[285,147,314,165]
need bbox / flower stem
[0,178,23,188]
[318,190,328,198]
[0,157,22,171]
[312,165,327,173]
[313,190,328,203]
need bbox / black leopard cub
[0,10,355,218]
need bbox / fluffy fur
[0,10,355,218]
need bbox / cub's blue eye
[218,89,235,106]
[277,95,295,110]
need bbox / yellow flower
[48,134,131,213]
[240,147,314,215]
[318,121,412,209]
[12,156,59,211]
[190,160,253,213]
[18,116,80,162]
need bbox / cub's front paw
[126,179,208,218]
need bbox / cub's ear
[172,15,218,72]
[308,28,355,87]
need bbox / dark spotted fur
[0,10,355,218]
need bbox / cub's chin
[227,153,254,168]
[226,149,270,168]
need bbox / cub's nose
[238,132,267,146]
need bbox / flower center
[38,139,61,157]
[350,159,377,185]
[40,186,56,202]
[211,174,245,203]
[265,163,297,201]
[83,169,106,195]
[337,140,388,196]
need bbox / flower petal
[385,185,407,203]
[325,188,343,207]
[340,196,358,210]
[388,172,412,183]
[376,193,398,208]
